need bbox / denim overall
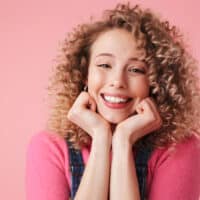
[67,140,153,200]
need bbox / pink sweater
[26,130,200,200]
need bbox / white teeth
[104,95,129,103]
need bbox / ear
[84,79,88,86]
[82,79,88,91]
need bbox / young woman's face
[87,28,149,124]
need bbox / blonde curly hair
[46,2,200,150]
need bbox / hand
[67,91,111,139]
[113,97,163,145]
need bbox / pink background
[1,0,199,199]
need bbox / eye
[128,67,146,74]
[97,64,111,68]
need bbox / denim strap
[67,141,85,199]
[135,146,153,200]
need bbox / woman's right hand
[67,91,112,139]
[68,92,111,200]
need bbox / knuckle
[149,113,156,122]
[67,108,80,121]
[156,117,163,128]
[80,91,89,98]
[67,110,74,120]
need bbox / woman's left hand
[113,97,163,145]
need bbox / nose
[109,70,126,89]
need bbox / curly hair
[46,2,200,150]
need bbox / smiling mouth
[102,94,131,103]
[100,93,132,109]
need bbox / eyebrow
[95,53,146,62]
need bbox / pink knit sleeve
[25,131,70,200]
[148,135,200,200]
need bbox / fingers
[146,97,163,127]
[145,97,163,128]
[67,91,111,138]
[135,97,163,128]
[73,92,91,108]
[87,95,97,112]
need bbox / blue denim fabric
[135,146,153,200]
[67,140,152,200]
[67,141,85,199]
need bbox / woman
[26,2,200,200]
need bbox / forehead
[90,28,146,60]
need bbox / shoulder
[26,130,69,173]
[149,134,200,170]
[27,130,67,149]
[26,131,72,199]
[147,134,200,200]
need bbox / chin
[101,113,129,124]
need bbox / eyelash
[97,64,146,74]
[97,64,110,68]
[128,68,146,74]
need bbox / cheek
[131,78,149,97]
[87,68,105,96]
[142,81,150,97]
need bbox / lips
[100,93,132,109]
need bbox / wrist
[112,130,132,153]
[92,127,112,149]
[113,124,139,146]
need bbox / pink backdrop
[1,0,199,199]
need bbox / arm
[26,132,70,200]
[67,92,113,199]
[74,129,112,200]
[110,97,162,200]
[110,134,140,200]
